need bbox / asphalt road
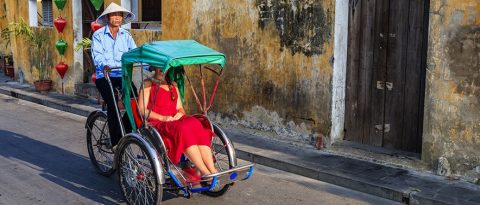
[0,94,401,205]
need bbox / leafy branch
[74,37,92,52]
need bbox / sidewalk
[1,75,479,205]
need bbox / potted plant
[1,18,53,92]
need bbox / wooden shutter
[42,0,53,27]
[141,0,161,21]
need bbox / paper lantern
[55,39,68,56]
[91,73,97,83]
[90,0,104,11]
[54,17,67,33]
[91,21,102,32]
[55,62,69,79]
[54,0,67,11]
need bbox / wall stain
[256,0,331,56]
[447,26,480,102]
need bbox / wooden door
[344,0,429,153]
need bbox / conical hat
[96,2,135,26]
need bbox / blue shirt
[91,26,137,79]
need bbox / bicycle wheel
[118,138,162,205]
[86,111,115,176]
[202,125,235,197]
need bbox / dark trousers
[95,77,138,146]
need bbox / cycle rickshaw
[85,40,254,205]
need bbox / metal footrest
[167,164,255,193]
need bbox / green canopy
[121,40,226,131]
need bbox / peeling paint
[256,0,332,56]
[423,0,480,179]
[162,0,335,143]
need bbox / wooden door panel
[383,0,409,149]
[401,0,428,152]
[366,0,389,147]
[345,0,365,143]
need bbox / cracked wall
[0,0,8,54]
[423,0,480,180]
[162,0,335,145]
[1,0,75,93]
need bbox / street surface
[0,94,401,205]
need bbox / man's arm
[91,33,108,73]
[127,33,137,51]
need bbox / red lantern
[91,73,97,83]
[54,17,67,33]
[55,62,69,79]
[91,21,102,32]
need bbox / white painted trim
[131,0,139,21]
[121,0,132,29]
[331,0,349,143]
[72,0,83,83]
[28,0,38,27]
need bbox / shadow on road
[0,129,123,204]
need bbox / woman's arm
[138,80,175,122]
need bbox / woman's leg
[184,145,211,175]
[198,145,218,173]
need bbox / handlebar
[103,64,151,77]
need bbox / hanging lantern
[55,62,69,79]
[54,0,67,11]
[56,62,69,94]
[91,21,102,32]
[55,39,68,56]
[54,17,67,33]
[91,73,97,83]
[90,0,104,11]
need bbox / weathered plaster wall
[423,0,480,180]
[0,0,9,54]
[3,0,76,93]
[162,0,335,144]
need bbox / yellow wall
[423,0,480,178]
[162,0,335,143]
[0,0,9,54]
[2,0,74,93]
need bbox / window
[41,0,54,26]
[129,0,162,30]
[28,0,53,27]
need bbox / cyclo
[85,40,254,204]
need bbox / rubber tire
[118,138,163,205]
[86,112,115,177]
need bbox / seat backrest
[130,99,143,128]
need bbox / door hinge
[375,124,390,133]
[376,81,393,90]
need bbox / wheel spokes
[120,142,157,205]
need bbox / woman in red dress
[137,67,218,176]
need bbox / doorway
[344,0,430,153]
[81,0,104,83]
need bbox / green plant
[74,37,92,52]
[1,18,51,80]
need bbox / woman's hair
[164,72,175,101]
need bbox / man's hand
[103,65,111,76]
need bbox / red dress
[147,83,213,164]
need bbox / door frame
[331,0,349,143]
[330,0,429,150]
